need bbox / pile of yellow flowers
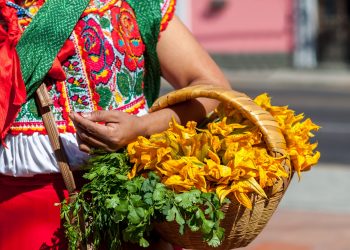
[127,94,320,209]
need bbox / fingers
[76,127,119,153]
[81,110,120,122]
[69,111,132,153]
[69,112,110,141]
[78,142,91,154]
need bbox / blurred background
[162,0,350,249]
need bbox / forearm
[139,97,220,137]
[144,15,231,137]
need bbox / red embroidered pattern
[111,2,145,72]
[10,0,176,136]
[160,0,176,32]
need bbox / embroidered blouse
[0,0,176,176]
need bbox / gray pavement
[280,163,350,214]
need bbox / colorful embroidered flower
[71,94,89,106]
[76,17,115,85]
[110,2,145,72]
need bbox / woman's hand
[69,16,232,155]
[69,111,144,153]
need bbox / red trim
[160,0,177,32]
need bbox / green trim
[16,0,90,99]
[126,0,162,107]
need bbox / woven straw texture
[149,85,293,250]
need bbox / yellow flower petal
[234,191,252,210]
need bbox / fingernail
[81,112,91,118]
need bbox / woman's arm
[70,16,230,153]
[139,16,231,136]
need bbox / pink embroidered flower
[111,2,145,72]
[76,17,115,85]
[71,94,89,106]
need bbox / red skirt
[0,174,69,250]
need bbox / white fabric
[0,133,89,177]
[0,107,149,177]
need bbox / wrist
[137,114,152,138]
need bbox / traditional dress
[0,0,176,249]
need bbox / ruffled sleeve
[160,0,176,32]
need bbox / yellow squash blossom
[127,94,320,209]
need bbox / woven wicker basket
[149,85,293,250]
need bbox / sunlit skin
[69,16,231,154]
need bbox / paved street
[160,68,350,250]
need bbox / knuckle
[79,132,88,140]
[94,111,103,120]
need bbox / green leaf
[196,209,205,220]
[141,179,153,192]
[175,193,191,208]
[116,174,128,181]
[201,192,212,201]
[161,203,171,217]
[188,214,200,232]
[113,212,125,223]
[115,199,129,213]
[125,182,139,194]
[166,206,176,222]
[204,201,213,215]
[148,171,161,181]
[179,224,185,235]
[216,227,225,241]
[153,189,164,201]
[216,210,225,220]
[106,196,120,209]
[117,71,131,97]
[174,208,185,226]
[207,231,222,248]
[139,238,150,248]
[201,219,215,235]
[128,209,141,225]
[96,86,113,109]
[134,71,144,96]
[143,192,153,206]
[135,207,146,219]
[100,17,111,29]
[130,195,142,206]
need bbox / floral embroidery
[10,0,176,136]
[76,17,115,86]
[111,2,145,72]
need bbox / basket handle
[149,85,287,157]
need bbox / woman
[0,0,230,249]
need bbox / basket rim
[150,85,292,180]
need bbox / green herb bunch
[61,151,228,249]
